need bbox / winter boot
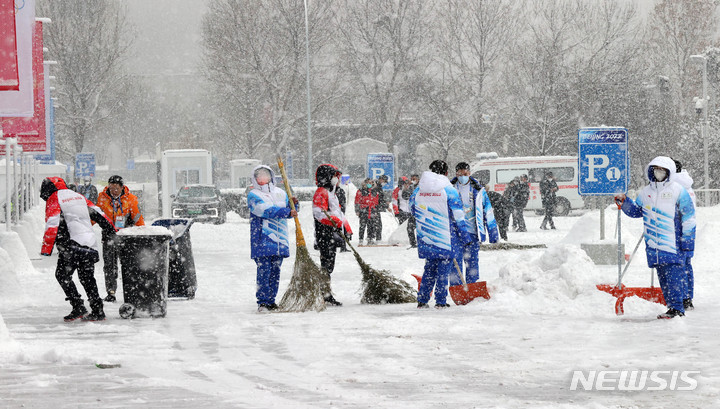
[63,298,88,322]
[683,299,694,311]
[324,294,343,307]
[435,303,451,309]
[82,299,106,321]
[104,291,116,303]
[417,302,429,309]
[657,308,685,319]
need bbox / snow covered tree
[37,0,133,160]
[336,0,434,153]
[201,0,338,166]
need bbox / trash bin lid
[152,218,194,239]
[116,226,173,237]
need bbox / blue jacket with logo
[621,156,696,267]
[410,171,474,260]
[247,165,293,259]
[451,176,500,244]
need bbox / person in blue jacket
[247,165,298,312]
[672,159,697,311]
[614,156,696,319]
[410,160,474,309]
[450,162,500,286]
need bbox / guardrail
[694,189,720,207]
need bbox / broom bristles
[351,248,417,304]
[278,245,330,312]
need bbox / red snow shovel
[596,200,666,315]
[411,259,490,305]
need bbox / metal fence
[694,189,720,207]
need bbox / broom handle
[276,157,306,247]
[452,259,469,291]
[321,208,356,250]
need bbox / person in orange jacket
[96,175,145,302]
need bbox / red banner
[0,0,34,117]
[0,0,19,91]
[1,20,45,152]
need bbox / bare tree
[336,0,434,153]
[38,0,133,160]
[201,0,338,165]
[436,0,522,126]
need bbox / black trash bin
[152,218,197,299]
[116,227,173,319]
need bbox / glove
[291,197,299,207]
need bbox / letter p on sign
[371,168,385,179]
[586,155,609,182]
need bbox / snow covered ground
[1,202,719,408]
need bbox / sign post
[578,127,629,287]
[74,152,96,181]
[366,153,394,190]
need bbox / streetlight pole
[690,54,710,205]
[303,0,313,183]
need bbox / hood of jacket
[40,177,68,201]
[315,163,340,189]
[646,156,677,183]
[674,169,694,190]
[251,165,276,193]
[417,171,451,193]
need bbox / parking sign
[367,153,394,190]
[578,128,628,195]
[75,152,96,179]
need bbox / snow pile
[13,206,46,257]
[0,239,29,307]
[488,244,609,316]
[0,231,35,275]
[0,312,8,341]
[387,219,410,245]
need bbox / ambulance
[470,155,584,215]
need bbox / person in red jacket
[312,164,352,306]
[40,177,117,321]
[354,178,380,245]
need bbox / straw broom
[322,210,416,304]
[276,157,329,312]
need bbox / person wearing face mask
[247,165,298,312]
[539,172,558,230]
[410,160,474,308]
[614,156,696,319]
[77,177,99,204]
[354,178,380,245]
[313,164,353,306]
[450,162,499,285]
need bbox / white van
[470,156,584,215]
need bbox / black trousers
[541,204,555,228]
[316,224,338,275]
[397,212,417,246]
[55,247,102,306]
[102,237,120,293]
[513,207,526,230]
